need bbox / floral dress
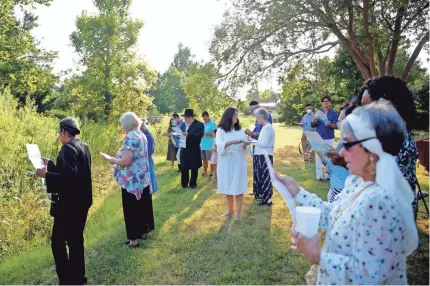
[295,175,410,285]
[114,130,151,200]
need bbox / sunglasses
[343,137,377,150]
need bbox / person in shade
[298,103,315,162]
[36,117,92,285]
[106,112,154,248]
[276,100,418,285]
[179,109,204,189]
[252,108,275,206]
[166,113,183,171]
[141,119,158,194]
[216,107,248,221]
[200,111,217,177]
[312,95,338,181]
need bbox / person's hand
[325,150,346,167]
[274,172,300,197]
[292,232,321,265]
[41,157,50,165]
[108,157,117,165]
[244,129,253,136]
[183,132,188,137]
[36,166,47,178]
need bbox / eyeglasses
[343,137,377,150]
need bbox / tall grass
[0,90,120,260]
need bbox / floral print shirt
[295,175,409,285]
[114,130,151,200]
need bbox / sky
[31,0,228,74]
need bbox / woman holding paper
[216,107,248,221]
[106,112,154,248]
[275,101,418,284]
[252,108,275,205]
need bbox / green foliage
[0,0,58,112]
[182,63,238,119]
[68,0,156,121]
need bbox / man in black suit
[179,109,204,189]
[36,117,92,285]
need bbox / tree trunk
[401,31,429,80]
[386,0,408,75]
[363,0,377,77]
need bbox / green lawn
[0,125,428,284]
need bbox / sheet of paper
[304,131,335,153]
[26,144,44,169]
[172,132,183,136]
[100,152,113,160]
[313,110,329,124]
[179,136,186,148]
[172,126,183,133]
[263,151,296,221]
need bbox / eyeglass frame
[343,137,377,151]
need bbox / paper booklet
[313,110,330,124]
[26,144,44,169]
[100,152,113,160]
[263,150,296,221]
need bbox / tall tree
[70,0,156,120]
[210,0,429,89]
[0,0,58,112]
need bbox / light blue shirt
[200,119,217,151]
[301,113,315,131]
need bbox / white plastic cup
[296,206,321,238]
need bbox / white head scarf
[343,113,418,255]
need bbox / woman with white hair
[253,108,275,205]
[276,100,418,284]
[107,112,154,248]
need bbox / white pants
[315,138,334,180]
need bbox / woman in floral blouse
[109,112,154,248]
[276,101,418,284]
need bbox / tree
[172,43,194,75]
[260,89,271,102]
[182,62,237,119]
[0,0,58,112]
[69,0,156,120]
[210,0,429,89]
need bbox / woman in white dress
[216,107,248,221]
[275,100,418,284]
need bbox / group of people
[34,75,422,285]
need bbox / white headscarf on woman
[342,102,418,256]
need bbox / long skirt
[166,139,177,161]
[121,187,154,240]
[253,154,273,203]
[149,156,158,194]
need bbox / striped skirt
[253,154,273,203]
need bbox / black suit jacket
[46,138,92,216]
[180,120,204,169]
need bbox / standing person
[105,112,154,248]
[141,120,158,194]
[36,117,92,285]
[179,109,204,189]
[358,76,419,216]
[312,95,338,181]
[166,113,184,171]
[297,104,315,162]
[244,100,273,195]
[200,111,217,177]
[210,128,218,184]
[275,101,418,285]
[253,108,275,205]
[216,107,248,220]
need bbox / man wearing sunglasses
[312,95,338,181]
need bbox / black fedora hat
[181,109,195,118]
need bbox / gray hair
[254,108,269,121]
[120,112,142,132]
[342,99,405,155]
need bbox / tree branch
[401,31,429,80]
[386,0,408,75]
[401,2,429,32]
[363,0,377,76]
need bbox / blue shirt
[173,120,184,148]
[252,112,273,140]
[200,119,217,150]
[301,113,315,131]
[315,108,338,139]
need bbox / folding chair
[416,180,429,218]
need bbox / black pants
[181,168,198,188]
[51,209,88,285]
[122,187,155,240]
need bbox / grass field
[0,125,428,284]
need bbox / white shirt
[254,123,275,156]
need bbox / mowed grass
[0,125,428,284]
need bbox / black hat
[249,100,259,106]
[60,117,80,134]
[181,109,195,118]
